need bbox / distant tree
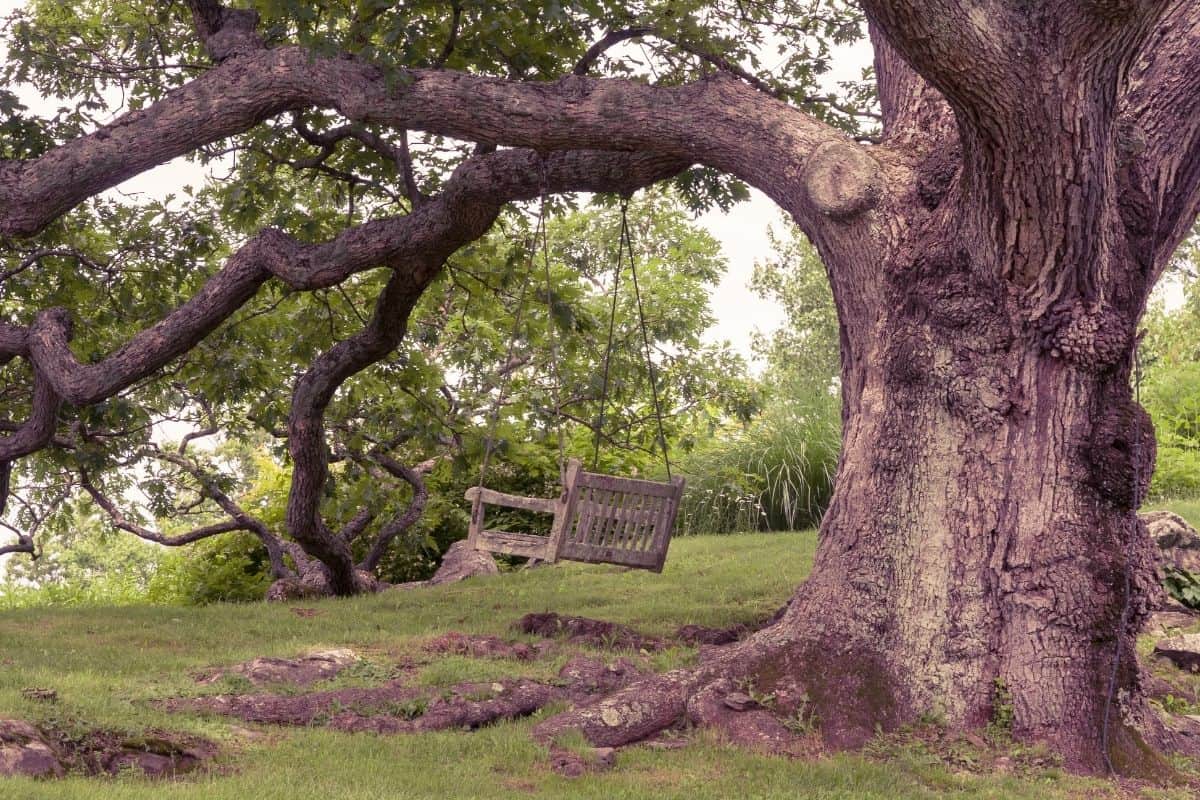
[751,225,840,391]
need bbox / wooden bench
[465,459,685,572]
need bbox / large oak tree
[2,0,1199,777]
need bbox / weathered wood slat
[598,489,622,549]
[575,471,680,498]
[574,498,658,527]
[464,487,557,514]
[475,529,553,559]
[558,540,660,567]
[634,494,659,551]
[619,490,642,550]
[648,476,685,571]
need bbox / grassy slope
[0,531,1188,800]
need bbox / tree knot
[1082,389,1155,510]
[1042,302,1132,369]
[802,141,882,221]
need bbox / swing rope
[592,203,624,471]
[475,195,543,493]
[592,197,672,478]
[624,199,672,479]
[478,188,672,493]
[536,163,568,484]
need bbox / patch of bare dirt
[194,648,359,687]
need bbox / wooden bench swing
[466,459,684,572]
[465,192,684,573]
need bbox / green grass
[1146,498,1200,528]
[0,530,1191,799]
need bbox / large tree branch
[1119,0,1200,270]
[0,363,61,462]
[358,453,428,574]
[861,1,1168,140]
[870,23,954,149]
[0,46,865,239]
[21,148,685,408]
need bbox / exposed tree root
[532,615,1200,782]
[515,612,666,652]
[164,679,427,726]
[0,719,217,780]
[168,654,643,736]
[162,611,1200,784]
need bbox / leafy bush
[1149,441,1200,501]
[1143,340,1200,501]
[677,383,840,534]
[147,533,273,605]
[0,571,155,609]
[1163,566,1200,611]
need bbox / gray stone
[1144,610,1197,636]
[1143,511,1200,573]
[428,541,500,585]
[723,691,759,712]
[393,540,499,590]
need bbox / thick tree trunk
[777,311,1164,772]
[539,268,1171,775]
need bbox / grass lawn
[0,529,1194,799]
[1146,499,1200,528]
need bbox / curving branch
[573,27,655,76]
[1120,0,1200,271]
[21,148,685,409]
[148,449,289,578]
[358,453,428,574]
[0,363,62,463]
[0,45,862,240]
[860,0,1170,139]
[338,508,376,543]
[0,323,28,365]
[80,467,250,547]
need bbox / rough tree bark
[2,0,1199,776]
